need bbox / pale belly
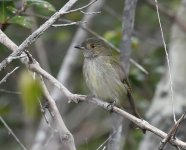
[83,58,127,102]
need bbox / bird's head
[75,38,112,58]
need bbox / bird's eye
[90,43,95,48]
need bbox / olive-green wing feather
[110,53,141,119]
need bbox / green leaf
[6,6,17,14]
[18,71,43,120]
[104,29,122,47]
[0,1,14,23]
[27,0,56,12]
[8,16,32,29]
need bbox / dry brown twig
[159,113,186,150]
[0,66,19,85]
[145,0,186,32]
[32,1,106,149]
[0,0,98,72]
[40,78,76,150]
[0,1,100,149]
[1,28,186,149]
[0,0,186,149]
[0,29,77,150]
[26,56,186,149]
[0,30,186,149]
[21,11,149,75]
[0,116,27,150]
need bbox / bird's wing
[110,54,132,91]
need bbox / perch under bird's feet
[106,100,116,112]
[68,94,85,103]
[134,118,146,134]
[86,95,96,100]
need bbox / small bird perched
[75,37,140,118]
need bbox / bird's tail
[126,90,141,119]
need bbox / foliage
[0,0,178,150]
[18,70,43,120]
[0,0,55,29]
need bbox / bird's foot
[86,95,96,100]
[107,100,116,112]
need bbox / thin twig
[107,1,138,149]
[1,30,186,149]
[0,89,21,94]
[159,112,186,150]
[37,98,49,124]
[154,0,176,123]
[145,0,174,19]
[27,60,186,149]
[78,25,149,75]
[96,131,116,150]
[120,0,138,73]
[18,12,148,75]
[0,3,80,147]
[0,0,98,72]
[63,0,98,15]
[0,116,27,150]
[80,10,101,15]
[39,77,76,150]
[0,66,20,85]
[1,25,186,150]
[103,5,122,22]
[52,21,87,27]
[145,0,186,32]
[129,58,149,74]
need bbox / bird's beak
[74,45,84,50]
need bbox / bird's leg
[126,91,141,119]
[86,95,96,99]
[126,91,146,133]
[107,100,116,112]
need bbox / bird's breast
[83,57,126,102]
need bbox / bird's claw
[107,100,116,112]
[68,94,85,103]
[86,95,96,100]
[68,94,79,103]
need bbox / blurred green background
[0,0,181,150]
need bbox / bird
[75,37,140,118]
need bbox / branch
[107,0,139,149]
[20,12,149,75]
[40,78,76,150]
[27,59,186,149]
[63,0,98,15]
[52,21,87,27]
[1,28,186,150]
[145,0,174,19]
[120,0,138,72]
[0,0,97,72]
[30,8,51,73]
[159,113,186,150]
[0,29,76,150]
[0,89,21,95]
[32,0,106,149]
[0,116,27,150]
[145,0,186,32]
[0,66,19,85]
